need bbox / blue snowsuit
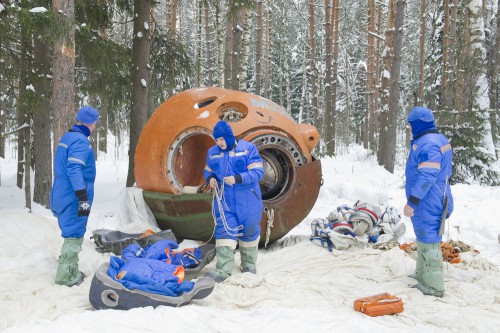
[202,121,264,281]
[51,125,96,238]
[405,111,454,244]
[204,139,264,242]
[405,107,454,297]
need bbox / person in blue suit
[51,106,99,287]
[203,120,264,282]
[404,106,454,297]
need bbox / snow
[1,143,499,332]
[197,110,210,119]
[29,7,47,13]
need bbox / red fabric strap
[357,207,379,221]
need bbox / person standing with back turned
[203,120,264,283]
[51,106,99,287]
[404,106,454,297]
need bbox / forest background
[0,0,499,211]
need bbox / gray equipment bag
[91,229,178,255]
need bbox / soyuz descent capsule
[135,87,322,246]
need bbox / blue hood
[408,107,436,138]
[213,121,235,151]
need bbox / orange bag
[354,293,404,317]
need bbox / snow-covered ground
[1,144,499,333]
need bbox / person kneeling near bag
[51,106,99,287]
[203,120,264,283]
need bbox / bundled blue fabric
[122,240,202,269]
[107,256,194,297]
[106,240,206,296]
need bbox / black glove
[75,189,91,217]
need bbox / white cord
[212,181,243,237]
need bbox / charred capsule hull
[135,87,322,246]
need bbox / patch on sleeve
[418,152,429,163]
[234,159,246,173]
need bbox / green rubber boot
[414,241,444,297]
[55,238,85,287]
[240,246,258,274]
[205,246,234,283]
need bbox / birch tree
[239,7,253,91]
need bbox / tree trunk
[448,0,458,108]
[0,33,5,159]
[52,0,76,148]
[329,0,340,154]
[239,7,253,91]
[263,2,270,98]
[344,48,351,147]
[205,2,212,86]
[170,0,178,38]
[468,0,489,111]
[441,0,450,109]
[427,1,439,110]
[195,0,202,86]
[24,124,32,212]
[98,95,109,153]
[127,0,152,187]
[418,0,426,104]
[324,0,340,156]
[215,0,224,87]
[378,0,405,173]
[255,0,263,96]
[17,27,32,189]
[299,44,308,123]
[308,0,319,129]
[490,0,500,157]
[455,5,467,113]
[166,0,172,32]
[324,0,333,154]
[98,26,109,154]
[372,1,382,152]
[33,32,52,208]
[366,0,375,150]
[224,0,235,89]
[231,6,247,90]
